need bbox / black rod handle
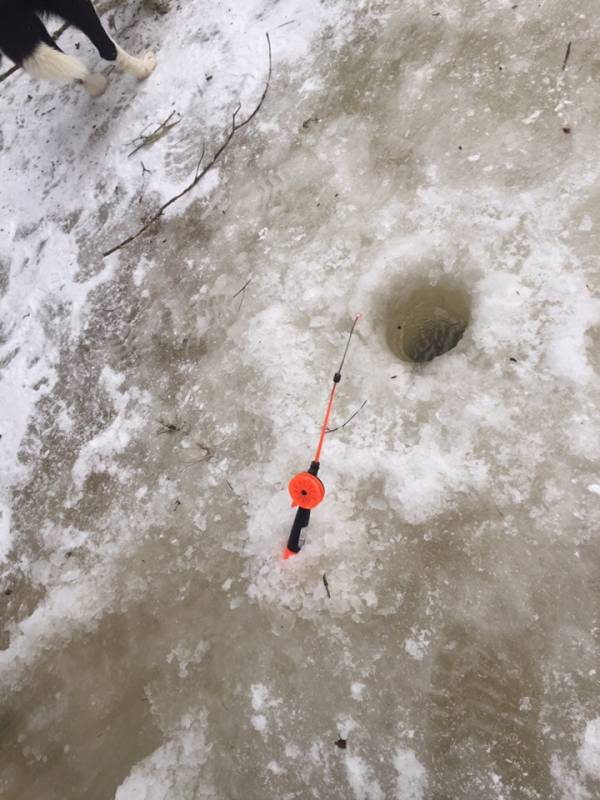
[286,507,311,554]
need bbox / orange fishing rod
[284,314,361,558]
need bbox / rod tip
[283,547,298,560]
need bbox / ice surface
[1,0,600,797]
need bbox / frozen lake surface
[1,0,599,797]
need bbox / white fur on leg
[115,45,157,80]
[83,73,108,97]
[23,43,89,82]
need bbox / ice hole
[386,281,470,363]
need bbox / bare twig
[232,277,253,310]
[326,400,367,434]
[0,65,18,84]
[323,573,331,599]
[128,110,181,158]
[138,161,153,203]
[103,32,273,258]
[232,278,253,300]
[562,41,572,71]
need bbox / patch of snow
[251,715,268,734]
[251,683,269,711]
[404,630,430,661]
[344,755,384,800]
[578,718,600,781]
[114,711,212,799]
[550,754,591,800]
[69,367,148,501]
[393,748,427,800]
[0,500,12,562]
[351,682,366,701]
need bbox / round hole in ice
[386,281,470,363]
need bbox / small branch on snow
[0,65,18,84]
[128,110,181,157]
[232,278,252,300]
[232,277,253,310]
[103,32,273,259]
[323,573,331,599]
[326,400,367,434]
[103,143,205,256]
[562,41,572,71]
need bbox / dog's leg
[0,7,106,95]
[48,0,157,79]
[114,45,157,80]
[23,44,107,96]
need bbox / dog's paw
[137,51,157,80]
[83,73,108,97]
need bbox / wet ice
[1,0,600,798]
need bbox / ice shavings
[114,711,212,800]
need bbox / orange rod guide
[284,313,362,559]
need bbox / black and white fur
[0,0,156,96]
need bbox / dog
[0,0,156,96]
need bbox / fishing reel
[289,462,325,510]
[284,461,326,559]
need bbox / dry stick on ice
[232,278,253,300]
[562,40,572,71]
[232,277,253,311]
[128,110,182,158]
[103,32,273,258]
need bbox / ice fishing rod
[284,314,361,559]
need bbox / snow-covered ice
[1,0,600,798]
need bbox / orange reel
[288,471,325,509]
